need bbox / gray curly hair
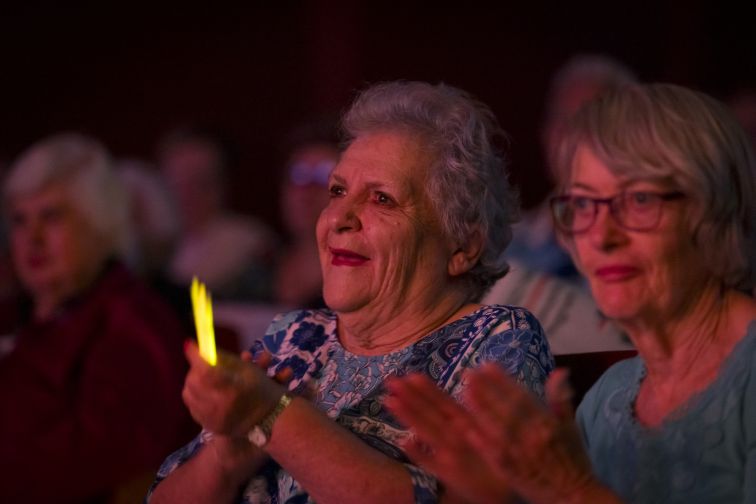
[341,81,519,301]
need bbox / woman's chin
[591,287,641,322]
[321,294,363,315]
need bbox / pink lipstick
[595,265,639,282]
[330,248,369,266]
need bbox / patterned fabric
[149,305,554,503]
[576,321,756,504]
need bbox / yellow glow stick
[190,277,217,366]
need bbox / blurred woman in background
[0,133,194,503]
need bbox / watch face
[248,426,268,448]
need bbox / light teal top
[576,322,756,504]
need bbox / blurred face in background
[281,143,338,240]
[542,80,607,183]
[160,139,224,233]
[8,183,109,315]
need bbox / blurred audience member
[273,119,339,308]
[728,86,756,298]
[485,54,637,354]
[116,158,195,334]
[158,127,277,300]
[482,261,631,354]
[507,53,637,280]
[117,158,179,277]
[729,85,756,151]
[0,133,194,503]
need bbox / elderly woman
[0,133,193,503]
[147,81,553,503]
[386,83,756,503]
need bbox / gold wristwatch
[248,393,292,448]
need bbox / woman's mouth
[330,248,369,266]
[595,265,640,282]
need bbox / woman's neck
[336,289,478,356]
[629,287,756,426]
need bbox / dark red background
[1,1,753,233]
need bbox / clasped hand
[182,341,288,439]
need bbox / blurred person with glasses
[273,119,340,309]
[385,83,756,504]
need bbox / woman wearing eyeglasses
[385,83,756,503]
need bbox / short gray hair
[3,132,132,260]
[341,81,519,301]
[556,83,756,291]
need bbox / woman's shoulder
[475,303,541,325]
[257,308,337,355]
[266,308,336,331]
[89,262,185,335]
[478,304,547,338]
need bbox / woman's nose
[588,205,627,250]
[325,197,362,233]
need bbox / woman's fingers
[249,350,292,385]
[384,374,463,442]
[252,350,272,368]
[545,368,574,420]
[464,364,542,446]
[274,367,294,384]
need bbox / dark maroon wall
[1,1,753,231]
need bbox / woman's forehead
[336,132,430,183]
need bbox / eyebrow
[329,172,405,195]
[567,178,658,193]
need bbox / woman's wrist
[208,435,264,483]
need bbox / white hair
[3,132,133,260]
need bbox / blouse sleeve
[464,307,554,400]
[145,431,210,502]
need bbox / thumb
[184,340,202,365]
[546,368,575,421]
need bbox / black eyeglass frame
[549,190,686,234]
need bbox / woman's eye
[572,196,593,212]
[374,192,394,206]
[630,192,654,206]
[328,185,345,197]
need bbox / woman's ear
[448,230,484,277]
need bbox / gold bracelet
[247,393,292,447]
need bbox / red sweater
[0,262,196,503]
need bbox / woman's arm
[154,342,415,504]
[263,395,416,503]
[149,435,267,504]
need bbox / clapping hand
[385,365,613,504]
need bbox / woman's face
[316,131,454,315]
[8,183,108,306]
[563,144,705,324]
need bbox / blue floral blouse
[148,305,554,503]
